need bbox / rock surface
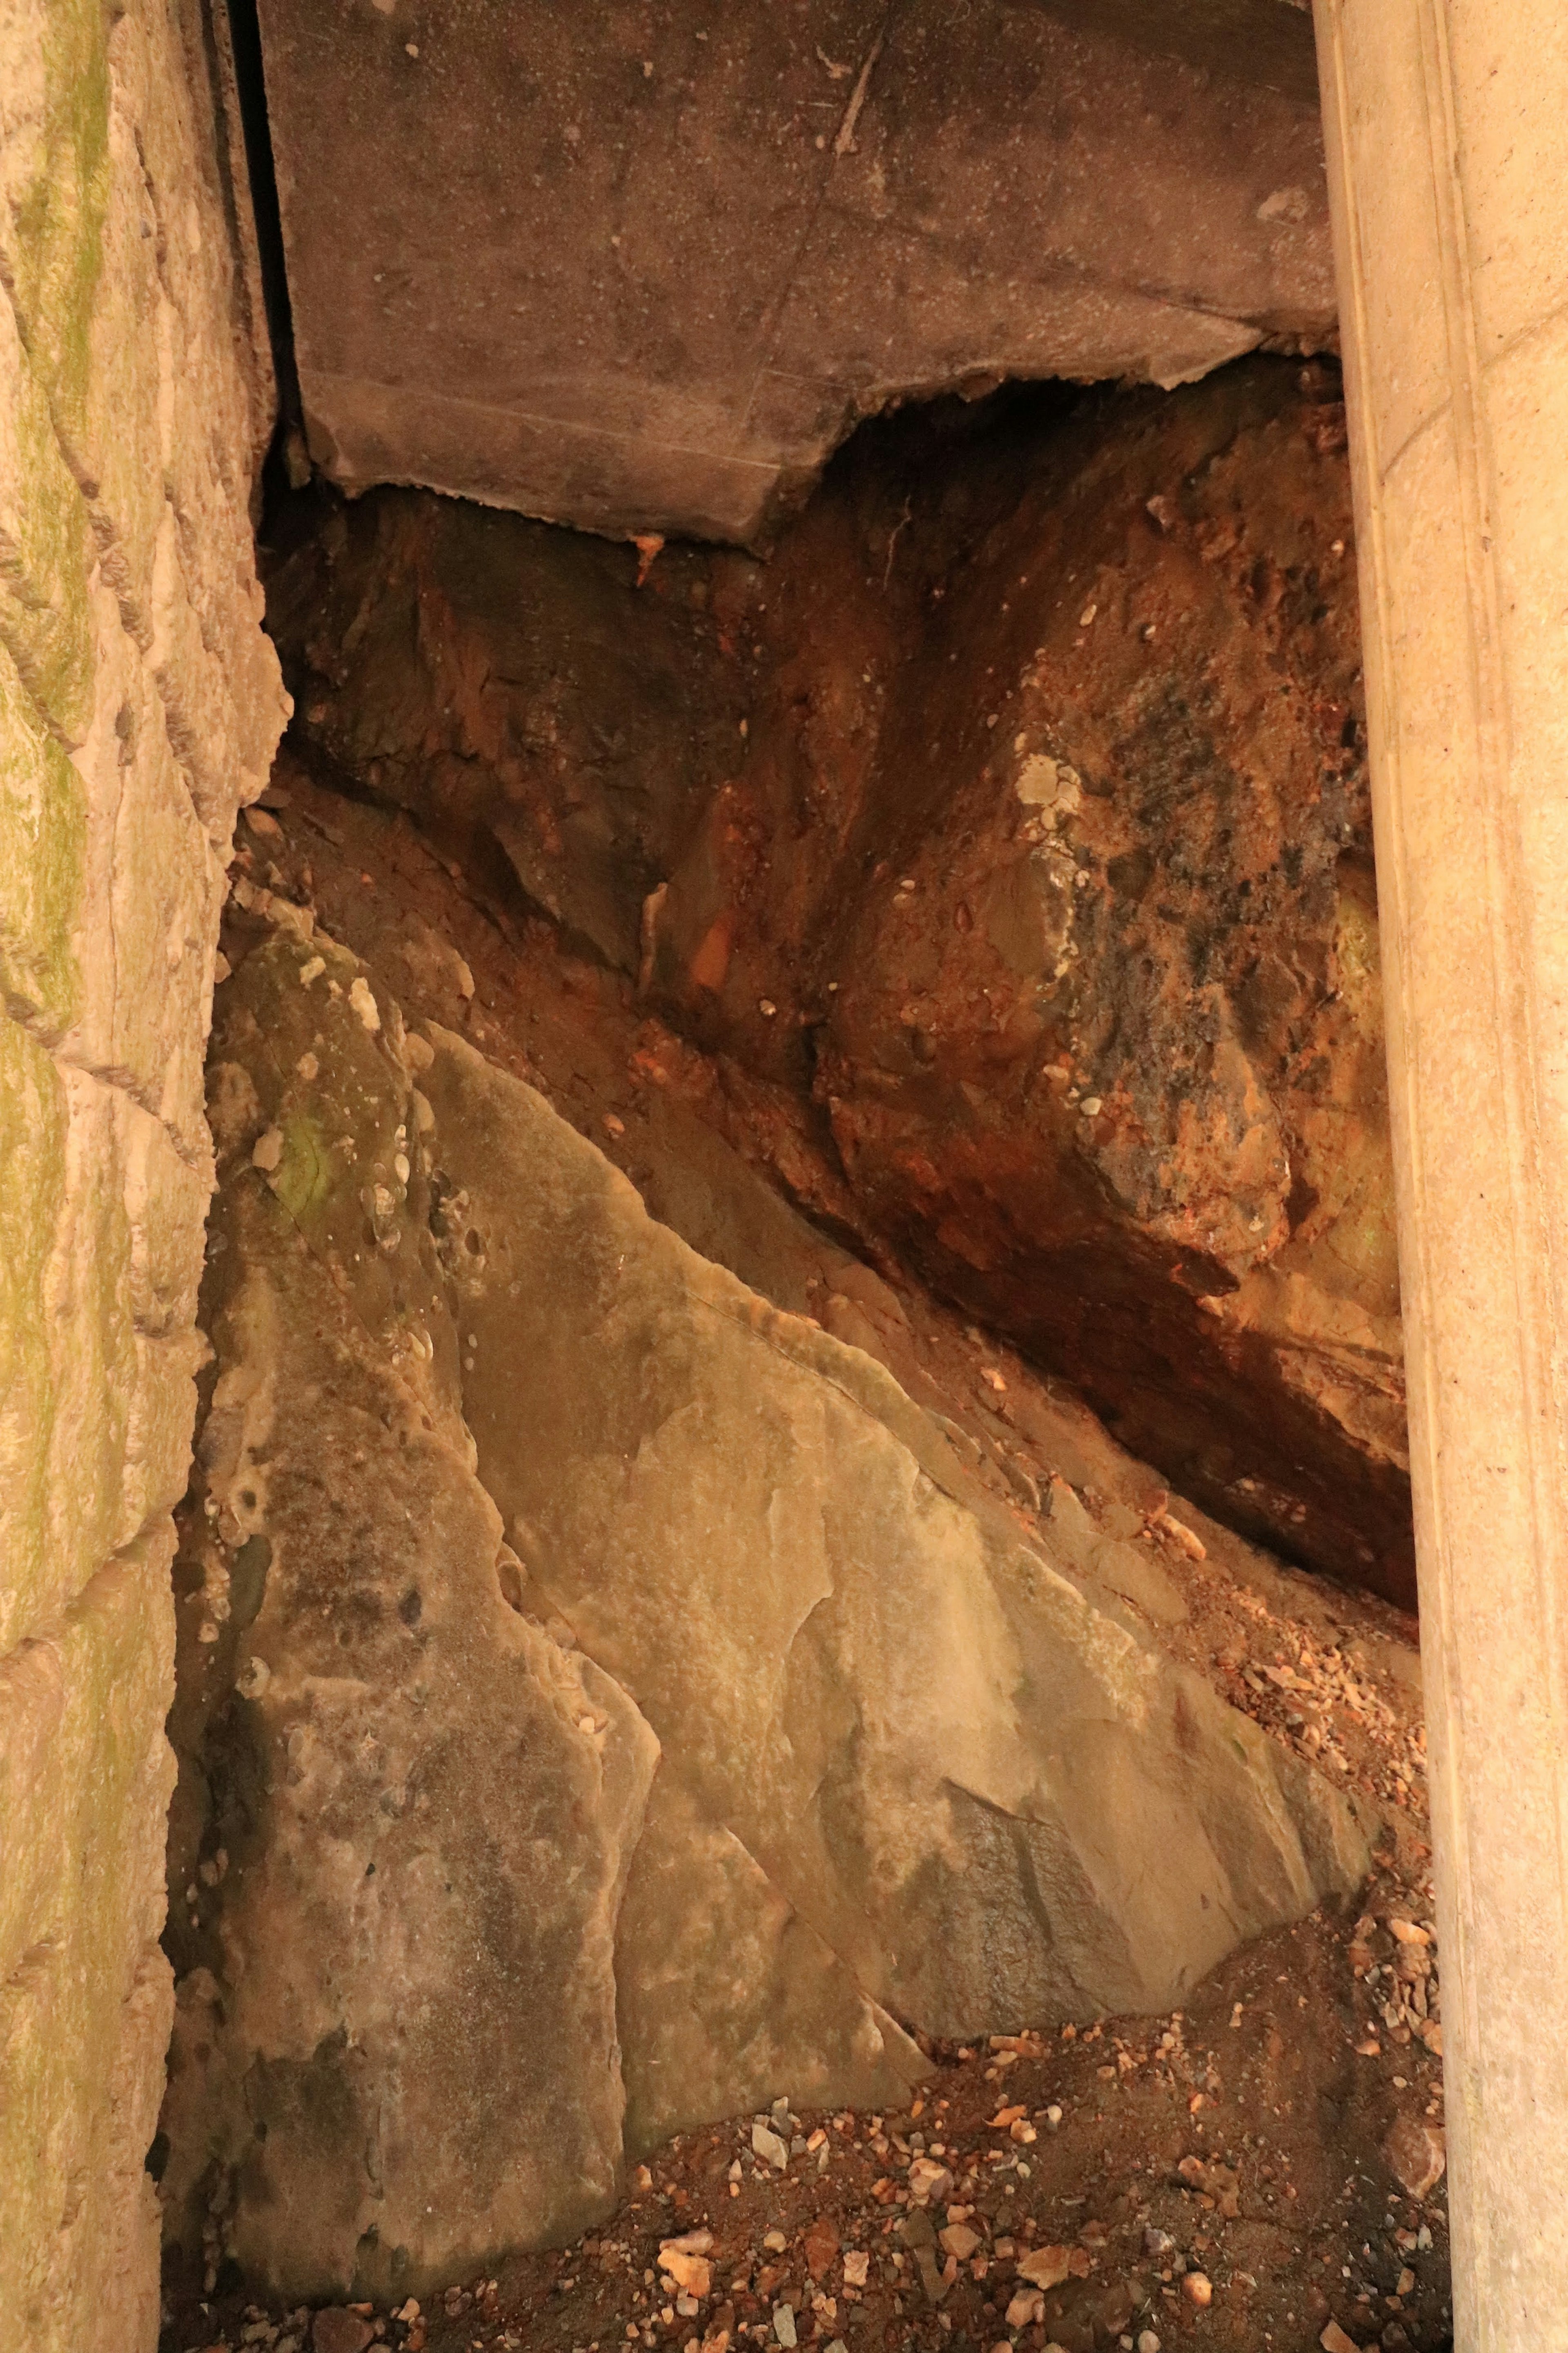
[270,361,1410,1601]
[163,918,659,2301]
[784,368,1408,1601]
[1015,0,1319,105]
[254,0,1334,539]
[425,1013,1370,2044]
[265,493,746,976]
[164,890,1370,2295]
[0,0,287,2343]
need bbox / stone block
[0,274,96,744]
[0,635,83,1036]
[0,1537,176,2353]
[617,1770,925,2157]
[427,1021,1368,2032]
[0,0,287,2333]
[67,42,169,631]
[24,1070,138,1634]
[78,2,287,794]
[163,918,1369,2297]
[0,1013,72,1651]
[65,575,223,1150]
[162,929,660,2299]
[120,1096,211,1342]
[0,1045,209,1656]
[0,0,111,450]
[255,0,1336,539]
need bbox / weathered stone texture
[254,0,1334,540]
[164,899,1367,2298]
[0,0,288,2342]
[272,363,1409,1602]
[0,1539,178,2353]
[162,923,662,2301]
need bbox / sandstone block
[0,0,287,2340]
[0,634,84,1035]
[0,1536,176,2353]
[0,1013,75,1650]
[162,929,660,2301]
[0,281,96,743]
[425,1020,1370,2038]
[164,905,1370,2299]
[0,1044,209,1655]
[0,0,110,449]
[66,576,223,1148]
[256,0,1334,538]
[70,8,289,816]
[616,1770,926,2158]
[68,39,169,623]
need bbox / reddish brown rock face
[269,360,1411,1603]
[814,378,1407,1601]
[655,365,1408,1601]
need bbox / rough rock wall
[159,874,1370,2302]
[0,2,288,2344]
[268,361,1410,1603]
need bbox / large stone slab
[163,920,658,2302]
[0,1537,177,2353]
[164,903,1368,2297]
[255,0,1335,540]
[424,1017,1369,2043]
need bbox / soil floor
[161,768,1450,2353]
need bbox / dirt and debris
[162,763,1447,2353]
[165,1873,1450,2353]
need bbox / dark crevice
[218,0,305,514]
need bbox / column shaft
[1314,2,1568,2343]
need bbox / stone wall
[0,1,288,2344]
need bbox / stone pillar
[1313,3,1568,2344]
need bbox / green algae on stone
[269,1108,335,1227]
[3,0,112,453]
[0,294,97,745]
[0,636,85,1033]
[0,1010,70,1651]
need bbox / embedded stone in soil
[161,1860,1451,2353]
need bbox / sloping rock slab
[163,903,1367,2297]
[421,1021,1368,2043]
[161,919,659,2302]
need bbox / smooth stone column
[1314,2,1568,2344]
